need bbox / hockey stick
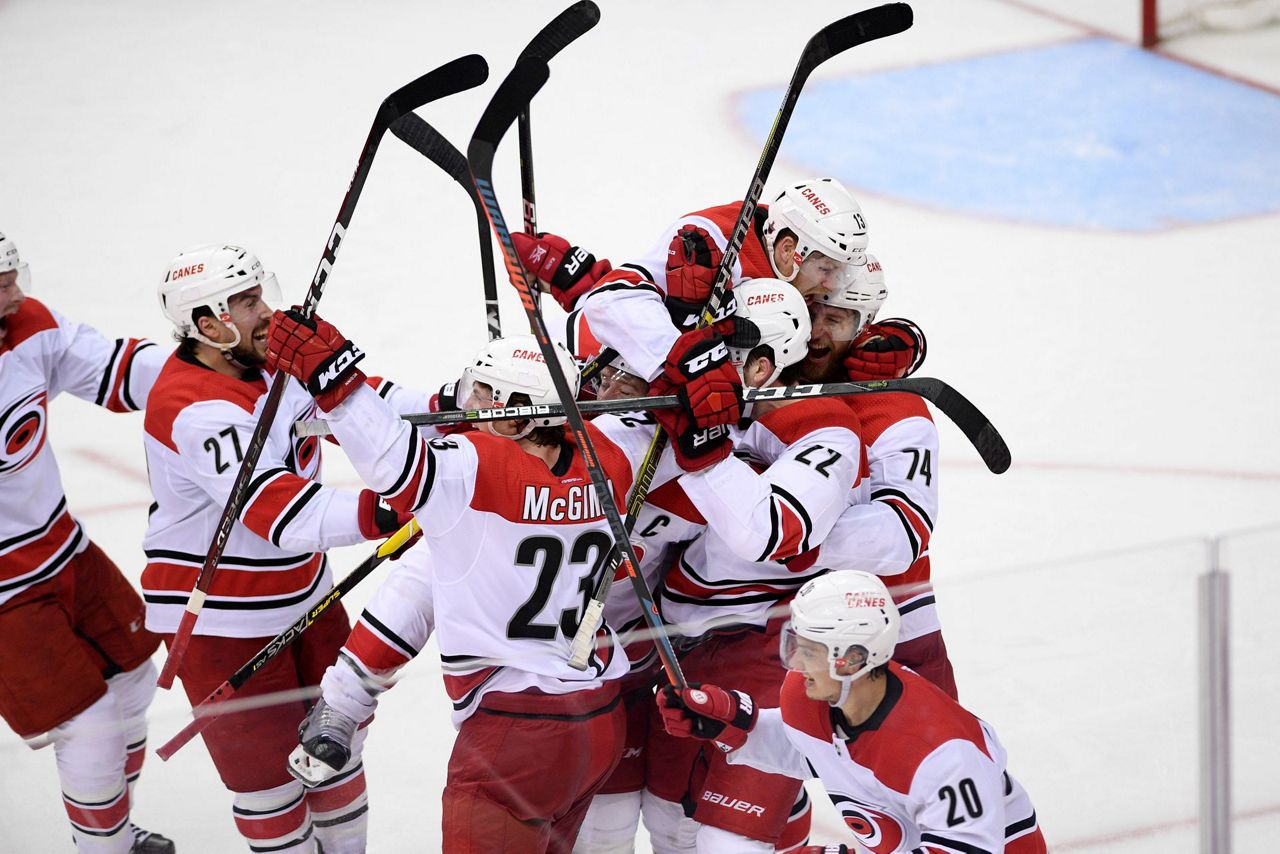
[155,519,423,761]
[155,55,489,691]
[388,114,501,340]
[568,3,915,668]
[469,58,687,689]
[291,377,1010,474]
[586,3,913,378]
[516,1,601,235]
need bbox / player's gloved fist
[511,231,612,312]
[656,682,757,752]
[844,318,927,381]
[430,380,459,413]
[665,225,724,329]
[650,328,742,471]
[266,308,367,411]
[357,489,417,553]
[660,327,744,429]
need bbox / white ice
[2,1,1278,851]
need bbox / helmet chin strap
[191,319,242,352]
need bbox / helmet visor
[779,623,830,673]
[796,252,862,298]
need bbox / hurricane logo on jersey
[829,793,904,853]
[0,389,48,477]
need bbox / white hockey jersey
[728,666,1044,854]
[0,298,166,606]
[810,393,941,643]
[577,201,775,381]
[661,398,867,640]
[323,384,638,726]
[139,352,424,637]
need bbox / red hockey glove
[665,225,724,330]
[651,328,742,471]
[844,318,927,381]
[512,231,613,312]
[429,380,459,413]
[356,490,419,558]
[266,308,367,411]
[656,682,757,752]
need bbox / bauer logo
[701,792,765,817]
[801,187,831,215]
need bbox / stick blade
[806,3,914,71]
[386,54,490,118]
[904,378,1012,474]
[467,59,551,170]
[518,1,601,64]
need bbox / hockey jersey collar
[176,344,263,384]
[830,668,904,743]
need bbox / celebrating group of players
[0,175,1045,853]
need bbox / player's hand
[844,318,926,381]
[512,231,612,312]
[665,225,724,329]
[656,682,757,752]
[266,308,367,411]
[651,328,742,471]
[357,490,418,559]
[430,380,459,413]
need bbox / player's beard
[228,322,269,367]
[800,339,850,383]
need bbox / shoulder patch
[0,298,58,352]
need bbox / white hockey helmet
[763,178,869,285]
[812,253,887,339]
[0,232,32,293]
[781,570,900,704]
[157,244,281,349]
[456,333,580,439]
[565,306,638,395]
[727,278,812,387]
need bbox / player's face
[792,252,847,300]
[225,285,273,366]
[596,366,649,401]
[801,304,859,382]
[785,633,844,703]
[464,381,524,437]
[0,270,25,348]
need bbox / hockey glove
[266,308,367,411]
[798,847,852,854]
[665,225,724,330]
[357,490,418,558]
[656,682,757,752]
[650,328,742,471]
[512,231,613,313]
[844,318,927,382]
[430,380,459,413]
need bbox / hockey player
[797,257,955,698]
[657,571,1046,853]
[0,232,174,853]
[142,244,417,854]
[515,177,870,384]
[638,279,866,854]
[265,310,743,853]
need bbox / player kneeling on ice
[657,571,1047,854]
[264,310,742,852]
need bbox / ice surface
[3,1,1278,850]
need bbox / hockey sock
[52,691,132,853]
